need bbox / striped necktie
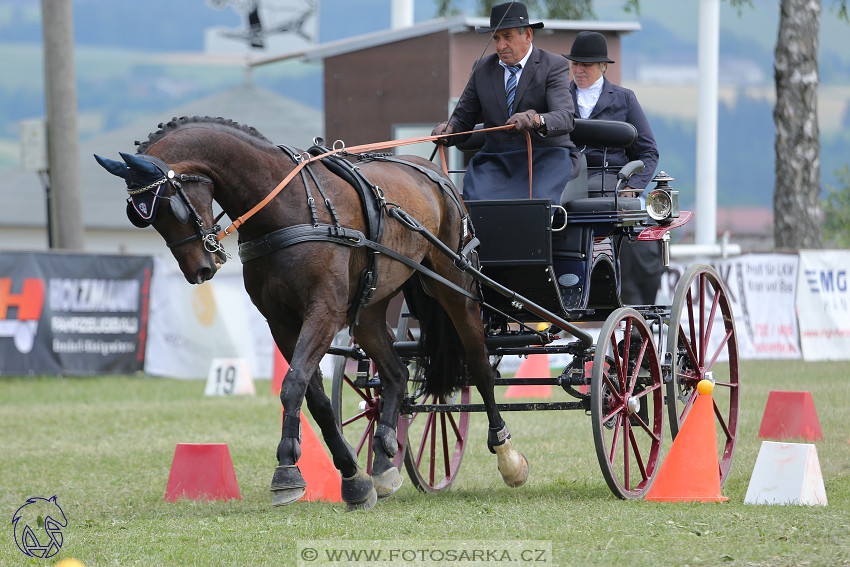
[505,64,521,115]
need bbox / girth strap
[238,223,479,303]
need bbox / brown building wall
[324,28,623,146]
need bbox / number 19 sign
[204,358,256,396]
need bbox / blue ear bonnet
[94,152,172,226]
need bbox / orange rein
[216,124,531,242]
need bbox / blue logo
[12,496,67,559]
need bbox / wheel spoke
[621,417,631,488]
[713,398,733,441]
[628,426,649,483]
[607,413,624,463]
[441,413,451,478]
[343,374,374,404]
[705,329,733,371]
[415,410,435,468]
[342,410,370,428]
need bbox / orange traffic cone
[281,410,343,503]
[271,347,289,395]
[504,354,552,399]
[645,380,727,502]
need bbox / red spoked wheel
[399,381,470,493]
[330,336,406,474]
[591,308,664,499]
[666,263,739,485]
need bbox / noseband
[135,154,230,262]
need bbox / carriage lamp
[645,171,679,223]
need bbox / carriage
[96,114,739,508]
[327,118,739,500]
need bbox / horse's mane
[135,115,272,152]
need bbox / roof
[249,15,641,67]
[3,84,323,230]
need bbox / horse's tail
[401,276,468,399]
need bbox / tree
[821,165,850,247]
[773,0,822,249]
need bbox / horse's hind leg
[437,288,529,488]
[304,370,377,511]
[351,301,406,499]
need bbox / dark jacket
[570,77,658,189]
[450,46,575,149]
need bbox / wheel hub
[626,396,641,415]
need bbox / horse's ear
[119,152,161,177]
[93,154,129,179]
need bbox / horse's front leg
[271,317,378,510]
[304,369,378,511]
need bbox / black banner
[0,252,153,375]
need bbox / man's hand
[431,121,454,145]
[506,110,541,133]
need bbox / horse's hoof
[493,439,529,488]
[373,466,403,499]
[270,465,307,506]
[272,486,306,506]
[342,468,377,512]
[346,486,378,511]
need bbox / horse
[95,115,528,511]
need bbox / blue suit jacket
[570,77,659,189]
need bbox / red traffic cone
[271,347,289,395]
[504,354,553,398]
[165,443,241,502]
[282,409,343,503]
[758,391,823,441]
[645,380,727,502]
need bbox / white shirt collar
[576,75,605,119]
[499,44,534,78]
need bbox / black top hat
[476,2,544,34]
[563,31,615,63]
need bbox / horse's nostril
[198,267,213,283]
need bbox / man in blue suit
[431,2,576,204]
[565,31,663,305]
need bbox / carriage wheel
[330,334,406,475]
[591,308,664,499]
[399,380,471,493]
[666,263,739,485]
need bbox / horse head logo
[12,496,67,559]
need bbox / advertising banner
[0,252,153,375]
[796,249,850,360]
[664,254,800,360]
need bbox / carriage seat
[560,119,643,213]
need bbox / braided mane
[135,116,272,152]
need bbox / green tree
[821,166,850,247]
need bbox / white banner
[664,254,801,360]
[144,257,274,379]
[796,249,850,360]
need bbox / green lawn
[1,360,849,566]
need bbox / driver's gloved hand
[506,110,541,133]
[431,121,455,146]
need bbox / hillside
[2,0,849,210]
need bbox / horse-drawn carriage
[328,118,739,500]
[96,114,738,508]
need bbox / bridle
[132,154,230,263]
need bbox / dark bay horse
[95,116,528,510]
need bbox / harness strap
[237,223,479,303]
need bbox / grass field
[2,360,849,567]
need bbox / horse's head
[94,151,228,284]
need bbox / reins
[216,124,529,241]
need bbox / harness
[132,154,230,262]
[238,140,479,323]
